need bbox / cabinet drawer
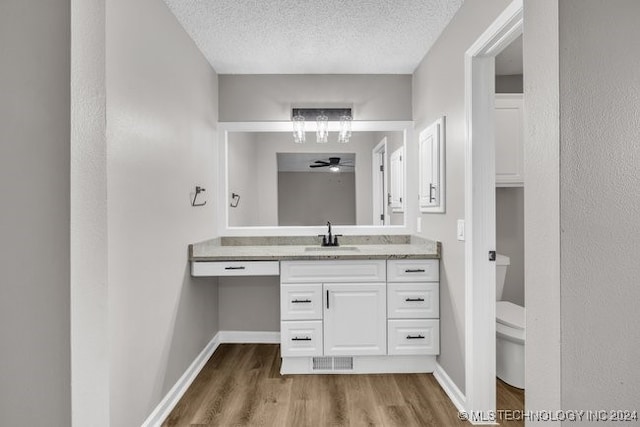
[281,260,386,283]
[280,321,323,357]
[388,283,439,319]
[191,261,279,277]
[281,284,323,320]
[388,319,440,356]
[387,259,439,282]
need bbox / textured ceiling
[161,0,463,74]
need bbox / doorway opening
[372,138,388,225]
[464,0,523,418]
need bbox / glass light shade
[292,114,305,143]
[338,114,352,143]
[329,165,340,172]
[316,112,329,143]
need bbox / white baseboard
[141,332,221,427]
[218,330,280,343]
[141,330,279,426]
[434,362,467,414]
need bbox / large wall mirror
[217,121,414,236]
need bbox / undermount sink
[304,246,360,252]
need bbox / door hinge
[380,214,384,221]
[380,165,384,172]
[489,251,496,261]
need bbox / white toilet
[495,254,525,389]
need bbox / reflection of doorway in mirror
[372,138,388,225]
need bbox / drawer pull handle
[405,269,426,273]
[326,290,329,309]
[291,299,312,304]
[406,334,425,340]
[224,266,246,270]
[291,337,312,341]
[405,297,425,302]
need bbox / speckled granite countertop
[189,235,440,261]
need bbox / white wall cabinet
[495,94,524,187]
[418,117,446,213]
[389,147,404,213]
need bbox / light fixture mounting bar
[291,108,352,121]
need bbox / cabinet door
[323,283,386,356]
[389,147,404,213]
[495,94,524,186]
[418,117,446,213]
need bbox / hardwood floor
[163,344,524,426]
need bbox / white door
[323,283,386,356]
[389,147,404,213]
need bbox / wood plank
[162,344,525,427]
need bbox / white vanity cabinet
[323,282,387,356]
[386,259,440,356]
[280,260,386,361]
[280,258,439,374]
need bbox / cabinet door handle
[326,290,329,309]
[404,269,425,273]
[405,297,425,302]
[291,299,312,304]
[406,334,425,340]
[224,266,245,270]
[291,337,312,341]
[429,183,437,203]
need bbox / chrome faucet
[318,221,341,247]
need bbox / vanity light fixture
[292,111,305,144]
[338,114,352,144]
[291,108,353,144]
[316,111,329,144]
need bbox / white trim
[464,0,523,418]
[434,363,466,415]
[218,330,281,344]
[218,120,414,133]
[217,121,415,236]
[141,333,221,427]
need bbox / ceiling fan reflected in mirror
[309,157,354,172]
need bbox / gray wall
[495,74,524,93]
[523,0,562,416]
[278,172,356,226]
[71,0,109,423]
[496,188,525,306]
[559,0,640,413]
[219,74,412,121]
[219,277,281,331]
[412,0,512,394]
[228,132,260,226]
[0,1,71,424]
[106,0,219,424]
